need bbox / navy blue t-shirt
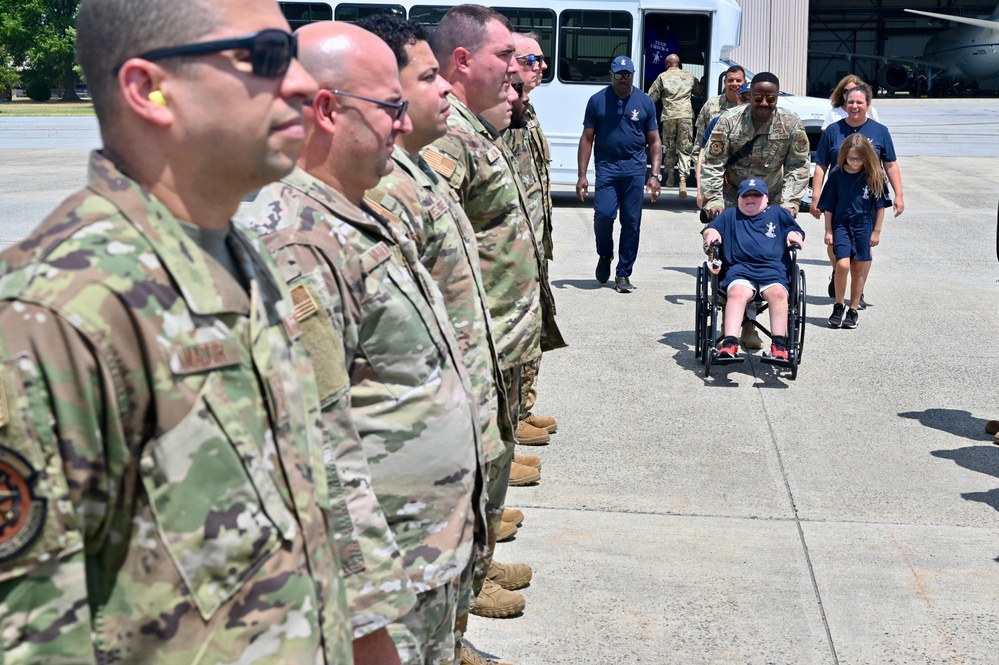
[817,166,886,224]
[815,118,897,168]
[583,86,657,177]
[706,205,805,290]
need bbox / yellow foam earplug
[148,90,167,106]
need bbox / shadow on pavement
[899,408,996,442]
[930,445,999,513]
[550,278,604,291]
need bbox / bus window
[558,10,632,85]
[334,3,405,21]
[494,8,556,84]
[409,5,450,26]
[279,2,333,29]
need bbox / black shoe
[828,303,846,328]
[595,256,612,284]
[615,275,635,293]
[858,293,870,310]
[843,308,859,329]
[827,271,835,299]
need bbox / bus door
[641,11,712,117]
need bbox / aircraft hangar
[809,0,998,96]
[730,0,998,96]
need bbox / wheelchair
[694,241,806,379]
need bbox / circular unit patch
[0,445,46,561]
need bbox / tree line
[0,0,81,101]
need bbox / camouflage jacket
[647,68,704,121]
[701,105,810,213]
[364,146,508,461]
[239,169,483,604]
[426,94,542,370]
[503,121,544,253]
[523,103,554,261]
[694,93,740,150]
[0,152,351,664]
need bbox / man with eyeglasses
[425,2,548,628]
[505,31,566,458]
[647,54,704,197]
[577,55,662,294]
[0,0,354,663]
[238,19,483,665]
[356,15,533,665]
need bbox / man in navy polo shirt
[576,55,661,293]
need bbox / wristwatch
[652,173,662,182]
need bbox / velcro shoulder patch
[423,148,457,179]
[709,140,725,156]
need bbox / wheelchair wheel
[705,277,720,376]
[695,265,708,360]
[789,267,806,380]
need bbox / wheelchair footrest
[759,354,795,367]
[710,353,747,366]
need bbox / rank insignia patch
[0,446,46,561]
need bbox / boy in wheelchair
[702,178,805,360]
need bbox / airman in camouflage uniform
[693,65,746,162]
[506,31,567,436]
[0,1,352,659]
[428,6,546,644]
[701,72,810,216]
[647,55,704,193]
[239,21,483,665]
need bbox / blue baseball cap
[738,178,768,197]
[611,56,635,73]
[738,82,751,95]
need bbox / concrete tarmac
[1,100,998,664]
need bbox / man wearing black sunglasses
[701,71,809,221]
[577,55,662,294]
[239,19,485,665]
[700,71,810,350]
[0,0,356,663]
[505,30,566,454]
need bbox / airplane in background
[814,3,999,95]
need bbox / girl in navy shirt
[818,133,886,329]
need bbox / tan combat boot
[665,171,676,188]
[741,321,764,350]
[508,461,540,486]
[516,420,550,445]
[678,179,688,198]
[513,453,541,470]
[487,560,533,590]
[460,642,509,665]
[470,579,525,618]
[523,413,557,434]
[502,508,524,526]
[497,519,518,542]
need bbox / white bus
[279,0,827,185]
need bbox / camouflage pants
[519,356,542,418]
[661,118,694,181]
[388,581,459,665]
